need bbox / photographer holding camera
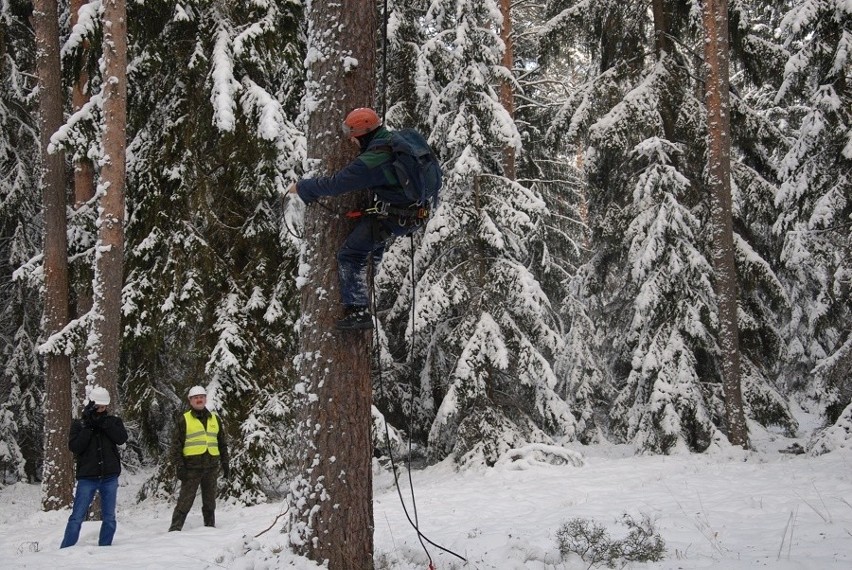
[60,386,128,548]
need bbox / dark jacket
[296,126,410,206]
[172,408,230,472]
[68,412,128,479]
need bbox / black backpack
[371,129,443,208]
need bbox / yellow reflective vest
[182,411,220,457]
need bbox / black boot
[336,306,373,330]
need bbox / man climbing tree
[288,107,440,330]
[286,1,378,567]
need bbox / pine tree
[376,0,577,467]
[85,0,128,414]
[140,0,302,503]
[33,0,75,509]
[286,1,377,565]
[727,0,796,435]
[53,0,306,502]
[773,0,852,428]
[0,0,45,484]
[67,0,97,404]
[703,0,749,448]
[542,0,717,452]
[509,0,599,442]
[556,280,612,444]
[541,0,796,452]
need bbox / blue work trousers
[338,216,416,307]
[60,475,119,548]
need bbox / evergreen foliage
[727,1,797,435]
[543,0,720,452]
[1,0,850,489]
[50,0,306,502]
[0,0,45,485]
[541,0,797,451]
[510,0,600,443]
[126,0,304,503]
[376,0,577,467]
[772,0,852,428]
[810,392,852,455]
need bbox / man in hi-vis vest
[168,385,229,531]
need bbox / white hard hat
[89,386,111,406]
[187,385,207,398]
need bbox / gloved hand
[222,464,230,480]
[176,465,187,482]
[82,402,99,430]
[82,400,97,421]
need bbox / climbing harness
[346,200,430,223]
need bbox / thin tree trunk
[32,0,74,510]
[702,0,749,448]
[287,1,376,567]
[498,0,516,180]
[71,0,95,399]
[651,0,676,141]
[87,0,126,412]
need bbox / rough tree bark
[498,0,516,180]
[87,0,127,412]
[287,0,377,567]
[32,0,74,510]
[702,0,749,448]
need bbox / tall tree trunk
[71,0,95,400]
[702,0,748,448]
[87,0,126,412]
[287,1,376,567]
[33,0,74,510]
[498,0,516,180]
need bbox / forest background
[0,0,850,516]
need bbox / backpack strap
[360,146,392,168]
[363,139,400,187]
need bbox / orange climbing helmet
[342,108,381,138]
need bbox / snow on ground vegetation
[1,407,850,569]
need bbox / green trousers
[169,466,218,531]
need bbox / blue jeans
[338,216,416,306]
[60,475,119,548]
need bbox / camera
[83,400,97,419]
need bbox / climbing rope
[368,236,467,566]
[370,0,466,564]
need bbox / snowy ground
[2,410,851,569]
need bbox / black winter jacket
[296,127,410,206]
[68,412,128,479]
